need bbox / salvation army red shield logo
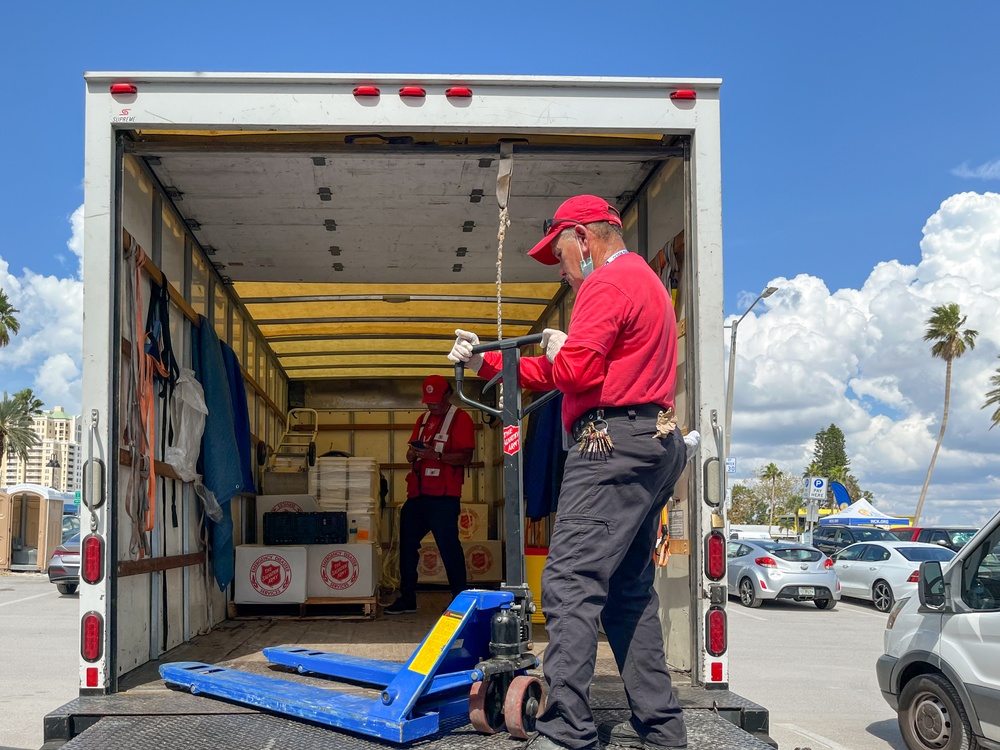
[321,550,359,591]
[271,501,303,512]
[503,425,520,456]
[418,547,444,576]
[250,554,292,597]
[465,545,493,574]
[459,507,480,536]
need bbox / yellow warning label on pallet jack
[408,611,464,676]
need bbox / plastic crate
[263,511,348,545]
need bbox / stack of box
[234,545,308,604]
[308,457,381,543]
[418,503,502,583]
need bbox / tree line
[731,302,996,529]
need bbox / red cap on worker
[528,195,623,266]
[421,374,451,403]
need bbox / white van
[878,508,1000,750]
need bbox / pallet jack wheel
[504,675,546,739]
[307,441,317,467]
[469,675,508,734]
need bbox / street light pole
[724,286,778,459]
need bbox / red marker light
[81,612,104,662]
[353,86,380,97]
[110,83,138,95]
[86,667,99,687]
[399,86,426,98]
[82,535,104,584]
[446,87,473,98]
[711,661,724,682]
[706,608,727,656]
[705,531,726,580]
[670,89,697,100]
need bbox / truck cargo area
[46,594,772,749]
[70,74,742,748]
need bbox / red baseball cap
[421,375,451,403]
[528,195,623,266]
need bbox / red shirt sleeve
[479,351,557,392]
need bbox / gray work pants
[535,415,687,749]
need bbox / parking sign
[808,477,828,501]
[725,457,737,474]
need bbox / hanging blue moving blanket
[193,315,243,590]
[523,393,566,520]
[221,342,256,495]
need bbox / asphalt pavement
[0,572,79,750]
[728,594,908,750]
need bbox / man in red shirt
[386,375,475,615]
[449,196,688,749]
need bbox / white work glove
[448,329,483,374]
[684,430,701,465]
[541,328,567,363]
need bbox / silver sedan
[727,540,841,609]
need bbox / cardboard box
[465,540,503,582]
[306,543,381,598]
[255,495,317,537]
[421,503,491,544]
[417,540,504,583]
[235,545,307,604]
[458,503,490,541]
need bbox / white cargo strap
[417,405,458,457]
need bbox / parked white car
[878,510,1000,750]
[834,541,955,612]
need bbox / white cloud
[952,159,1000,181]
[729,191,1000,527]
[0,205,84,413]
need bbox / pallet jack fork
[160,334,558,744]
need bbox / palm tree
[984,355,1000,429]
[762,462,782,536]
[13,388,44,417]
[913,303,978,524]
[0,392,38,463]
[0,290,20,348]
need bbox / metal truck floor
[45,592,771,748]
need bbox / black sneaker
[384,599,417,615]
[598,721,645,749]
[598,720,687,748]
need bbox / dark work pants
[536,416,687,749]
[398,494,467,601]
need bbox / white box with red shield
[234,545,307,604]
[306,543,381,598]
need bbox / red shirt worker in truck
[449,195,688,749]
[386,375,475,615]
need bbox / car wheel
[57,583,77,596]
[815,598,836,610]
[739,578,762,608]
[873,580,894,613]
[898,673,977,750]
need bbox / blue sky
[3,2,999,524]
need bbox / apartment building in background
[1,407,82,492]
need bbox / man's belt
[571,404,666,442]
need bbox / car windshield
[947,530,977,548]
[852,528,895,542]
[897,546,955,562]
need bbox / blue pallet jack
[160,334,559,744]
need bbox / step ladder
[267,408,319,473]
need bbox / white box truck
[46,72,772,748]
